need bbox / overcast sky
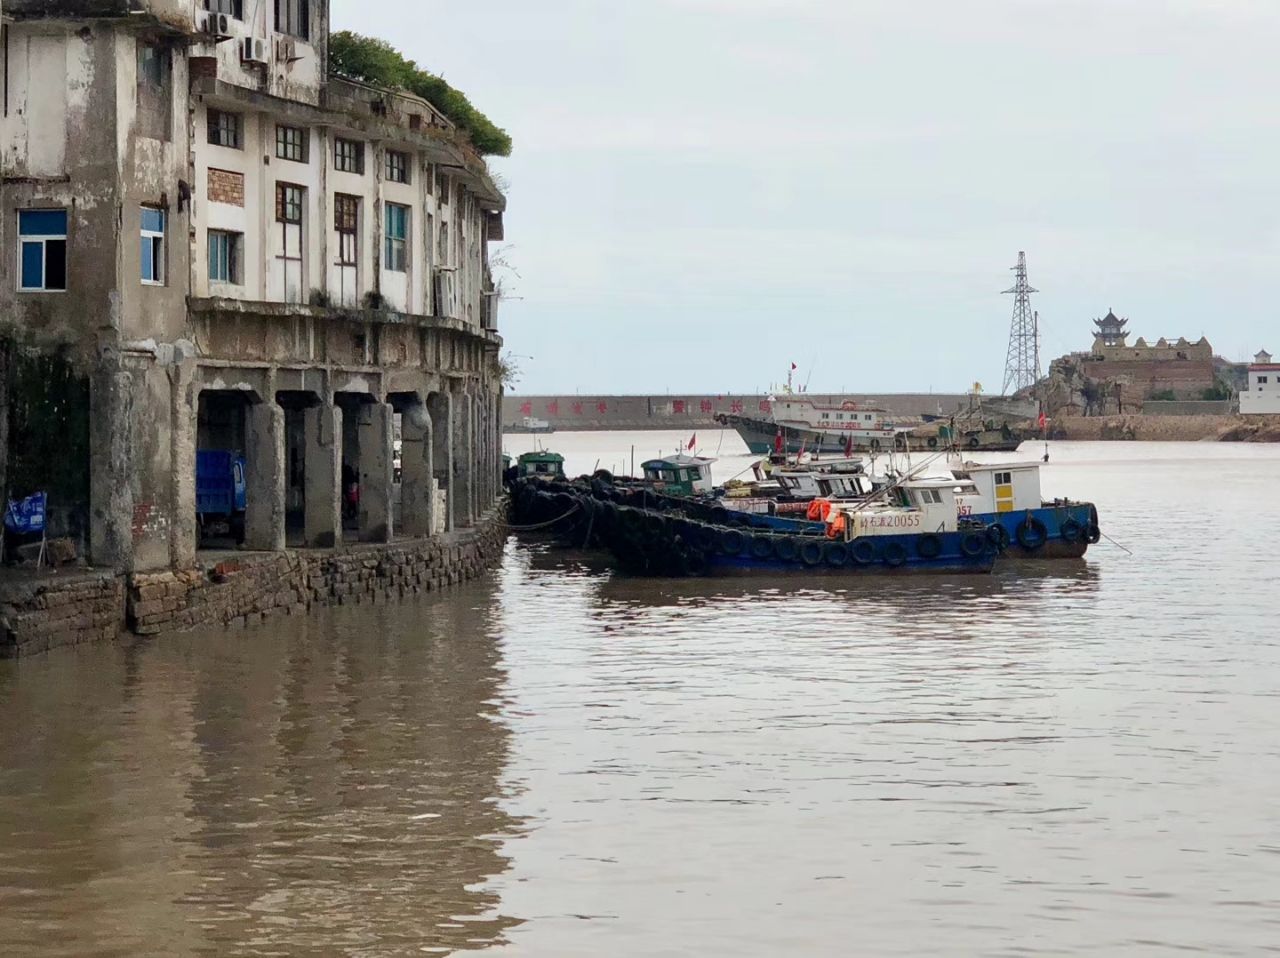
[332,0,1278,395]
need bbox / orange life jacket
[825,512,846,540]
[807,498,832,522]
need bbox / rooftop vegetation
[328,31,512,158]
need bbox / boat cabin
[516,451,566,479]
[829,477,967,540]
[949,461,1043,515]
[772,466,876,500]
[641,455,716,496]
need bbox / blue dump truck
[196,450,247,542]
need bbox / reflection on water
[0,587,522,957]
[3,440,1280,956]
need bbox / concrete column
[428,392,454,532]
[303,403,342,548]
[169,371,198,568]
[399,401,434,537]
[357,402,394,542]
[452,392,474,528]
[244,401,286,552]
[89,359,134,570]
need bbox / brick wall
[207,168,244,207]
[1,508,508,656]
[0,573,125,657]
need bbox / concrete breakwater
[503,393,1030,432]
[1054,414,1280,443]
[0,508,507,658]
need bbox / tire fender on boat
[1016,516,1048,550]
[961,532,987,557]
[750,535,774,559]
[882,542,908,567]
[850,539,877,565]
[916,533,943,559]
[800,541,825,566]
[719,528,746,555]
[986,523,1011,551]
[774,537,800,562]
[823,542,849,568]
[1059,518,1083,543]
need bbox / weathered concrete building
[1240,350,1280,416]
[1,0,506,574]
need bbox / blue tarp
[4,492,47,535]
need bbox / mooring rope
[504,503,581,532]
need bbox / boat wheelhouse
[641,455,716,497]
[515,450,566,479]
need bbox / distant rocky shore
[1052,414,1280,443]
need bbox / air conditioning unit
[240,36,268,65]
[276,36,301,63]
[196,11,232,38]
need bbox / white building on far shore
[1240,350,1280,415]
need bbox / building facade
[1240,350,1280,415]
[1,0,506,572]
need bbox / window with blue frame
[17,209,68,292]
[384,202,409,272]
[141,207,165,285]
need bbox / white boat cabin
[641,455,716,496]
[771,465,876,500]
[829,477,969,540]
[949,461,1043,515]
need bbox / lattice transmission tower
[1001,251,1041,395]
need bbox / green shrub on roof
[328,31,512,157]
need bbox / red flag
[844,434,854,458]
[774,430,784,455]
[791,362,798,370]
[687,433,697,451]
[1037,410,1047,430]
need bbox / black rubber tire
[916,534,943,559]
[824,542,849,568]
[1059,518,1083,543]
[1085,523,1102,545]
[869,439,882,452]
[851,539,877,565]
[883,541,908,567]
[986,523,1011,551]
[927,437,938,449]
[961,533,987,557]
[800,541,825,566]
[894,434,908,450]
[683,550,709,577]
[1016,517,1048,550]
[750,535,774,560]
[774,537,800,562]
[720,528,746,556]
[967,435,980,449]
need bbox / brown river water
[2,434,1279,956]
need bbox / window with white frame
[17,210,68,292]
[995,471,1012,485]
[334,137,364,174]
[205,0,244,16]
[275,124,308,163]
[208,230,242,284]
[384,203,409,272]
[207,109,242,148]
[141,207,165,285]
[385,149,410,184]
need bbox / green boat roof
[517,451,564,463]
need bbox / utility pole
[1001,251,1041,395]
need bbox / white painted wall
[1240,368,1280,415]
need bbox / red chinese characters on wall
[571,401,584,416]
[546,401,559,416]
[596,401,608,414]
[730,400,744,414]
[700,399,714,414]
[672,400,686,414]
[759,400,771,413]
[520,401,532,416]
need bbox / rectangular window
[275,124,308,162]
[384,202,409,272]
[274,0,310,39]
[334,137,364,174]
[334,194,359,266]
[995,471,1011,485]
[276,183,304,224]
[140,207,165,285]
[18,210,68,292]
[207,109,242,149]
[205,0,244,16]
[385,149,410,184]
[137,41,172,140]
[1260,376,1269,385]
[208,230,241,284]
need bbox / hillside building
[1240,350,1280,415]
[1,0,507,571]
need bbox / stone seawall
[1,507,508,658]
[1054,414,1280,442]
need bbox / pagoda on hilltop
[1092,309,1128,348]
